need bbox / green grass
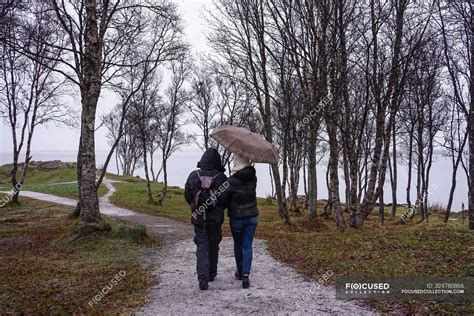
[110,179,191,222]
[258,213,473,314]
[0,196,159,314]
[0,165,107,199]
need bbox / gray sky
[0,0,212,153]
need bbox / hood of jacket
[197,148,225,172]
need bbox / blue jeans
[230,216,258,276]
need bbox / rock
[36,160,74,170]
[1,160,76,170]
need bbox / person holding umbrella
[224,154,259,289]
[211,125,278,289]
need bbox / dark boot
[242,275,250,289]
[199,281,208,290]
[235,271,242,280]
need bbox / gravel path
[3,179,376,315]
[138,237,376,315]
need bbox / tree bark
[78,0,102,224]
[142,135,155,204]
[158,158,168,205]
[269,165,275,198]
[406,128,413,208]
[73,138,82,217]
[379,187,384,225]
[323,160,332,218]
[391,123,397,217]
[326,126,345,227]
[281,139,288,204]
[10,151,19,204]
[289,164,301,213]
[445,132,467,221]
[469,4,474,230]
[79,96,100,223]
[150,148,156,182]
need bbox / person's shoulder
[223,173,235,184]
[186,170,199,181]
[214,172,227,185]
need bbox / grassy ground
[107,172,473,314]
[0,165,107,199]
[2,165,472,313]
[0,196,159,314]
[110,177,191,223]
[261,213,473,314]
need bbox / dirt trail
[3,179,376,315]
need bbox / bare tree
[207,0,291,224]
[6,0,186,227]
[103,102,144,177]
[156,58,192,205]
[189,67,217,151]
[441,104,467,221]
[209,61,258,169]
[408,40,446,220]
[0,2,73,204]
[437,0,473,229]
[133,66,162,204]
[348,0,435,227]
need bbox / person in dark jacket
[224,155,258,289]
[184,148,227,290]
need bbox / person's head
[197,148,225,172]
[231,154,251,174]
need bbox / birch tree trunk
[406,128,413,208]
[469,4,474,230]
[391,123,398,217]
[307,135,318,217]
[79,0,102,223]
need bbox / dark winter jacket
[184,148,227,226]
[224,166,259,219]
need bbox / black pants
[194,224,222,284]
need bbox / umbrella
[210,125,279,164]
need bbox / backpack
[193,171,221,220]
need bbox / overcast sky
[0,0,213,153]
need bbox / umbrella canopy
[210,125,279,164]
